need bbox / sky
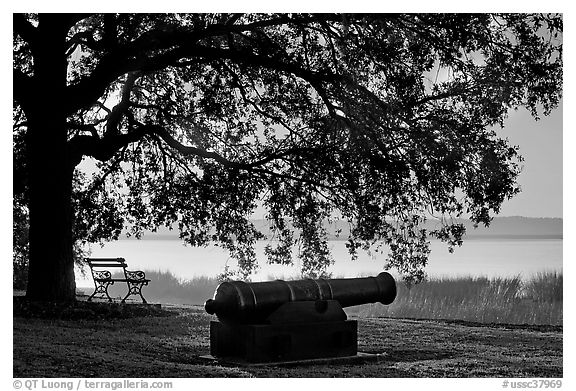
[494,103,563,218]
[422,51,563,219]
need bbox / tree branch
[67,125,149,166]
[14,14,38,45]
[80,146,127,195]
[64,15,345,116]
[141,123,249,169]
[169,45,340,115]
[104,72,140,136]
[60,14,92,30]
[13,69,35,111]
[64,52,134,116]
[225,13,244,26]
[251,167,339,192]
[137,121,324,173]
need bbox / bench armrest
[125,270,149,282]
[92,270,112,280]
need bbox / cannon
[204,272,397,363]
[205,272,396,324]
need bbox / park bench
[86,258,151,304]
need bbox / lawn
[13,299,562,378]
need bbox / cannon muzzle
[205,272,396,324]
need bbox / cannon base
[209,320,358,363]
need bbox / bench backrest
[86,258,128,269]
[86,258,128,281]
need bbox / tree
[13,13,562,302]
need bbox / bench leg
[120,291,147,304]
[89,281,114,302]
[122,281,148,304]
[105,289,113,302]
[87,291,96,302]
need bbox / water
[76,238,562,288]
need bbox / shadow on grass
[13,296,177,320]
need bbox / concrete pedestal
[209,319,358,363]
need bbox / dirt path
[13,304,562,378]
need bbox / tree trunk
[24,16,76,302]
[25,132,76,302]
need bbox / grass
[98,269,562,325]
[14,270,563,377]
[104,270,220,305]
[13,302,563,377]
[346,271,563,325]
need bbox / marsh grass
[523,270,563,303]
[347,271,563,325]
[101,269,562,325]
[106,270,219,305]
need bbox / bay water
[76,238,562,288]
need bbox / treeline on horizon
[126,216,563,241]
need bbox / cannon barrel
[204,272,396,324]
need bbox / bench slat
[94,278,151,282]
[88,263,127,268]
[87,258,125,261]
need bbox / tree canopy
[13,13,562,292]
